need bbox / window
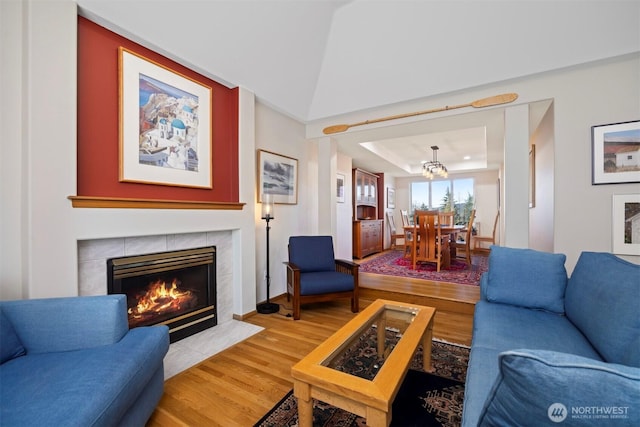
[410,178,474,225]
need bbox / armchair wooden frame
[286,259,359,321]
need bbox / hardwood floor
[146,253,481,426]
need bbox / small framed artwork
[257,150,298,204]
[387,187,395,209]
[336,173,345,203]
[119,47,213,188]
[612,194,640,255]
[592,120,640,185]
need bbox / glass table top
[323,305,418,380]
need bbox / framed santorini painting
[119,47,213,188]
[612,194,640,255]
[257,150,298,204]
[592,120,640,185]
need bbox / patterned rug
[254,327,469,427]
[358,250,487,286]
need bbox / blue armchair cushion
[479,350,640,427]
[484,246,568,314]
[0,309,26,364]
[299,271,354,296]
[289,236,337,272]
[565,252,640,367]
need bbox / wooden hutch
[352,168,383,259]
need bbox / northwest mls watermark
[548,403,632,423]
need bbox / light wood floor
[146,251,481,426]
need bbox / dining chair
[474,211,499,251]
[453,209,476,268]
[411,210,448,272]
[386,212,405,251]
[438,211,454,227]
[400,210,411,227]
[400,210,414,258]
[285,235,359,320]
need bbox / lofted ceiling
[77,0,640,176]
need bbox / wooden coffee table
[291,299,436,427]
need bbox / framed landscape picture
[336,173,345,203]
[387,187,395,209]
[119,47,213,188]
[612,194,640,256]
[592,120,640,185]
[257,150,298,204]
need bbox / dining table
[403,224,466,269]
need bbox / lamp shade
[261,194,274,220]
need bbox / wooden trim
[68,195,245,210]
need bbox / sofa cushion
[461,301,603,427]
[470,301,602,360]
[565,252,640,367]
[0,309,26,364]
[0,326,168,426]
[478,350,640,427]
[484,246,567,314]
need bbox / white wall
[2,2,638,306]
[529,104,555,252]
[0,1,259,317]
[254,102,309,302]
[336,153,354,260]
[310,54,640,272]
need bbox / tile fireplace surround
[78,230,263,378]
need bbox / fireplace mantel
[68,195,245,210]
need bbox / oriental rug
[358,250,487,286]
[254,327,469,427]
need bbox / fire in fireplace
[107,246,216,343]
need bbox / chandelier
[422,145,448,179]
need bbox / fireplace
[107,246,216,343]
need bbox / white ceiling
[77,0,640,175]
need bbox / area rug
[358,250,487,286]
[254,327,469,427]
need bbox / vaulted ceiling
[77,0,640,175]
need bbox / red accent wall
[77,17,239,202]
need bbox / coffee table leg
[422,319,434,372]
[366,406,389,427]
[294,381,313,427]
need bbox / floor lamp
[257,194,279,314]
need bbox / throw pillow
[1,309,26,364]
[479,350,640,427]
[565,252,640,367]
[485,246,567,313]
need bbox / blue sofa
[462,247,640,426]
[1,295,169,426]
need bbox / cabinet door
[368,175,377,206]
[356,172,364,204]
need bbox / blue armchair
[285,235,359,320]
[0,295,169,426]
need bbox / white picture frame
[612,194,640,255]
[119,47,213,188]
